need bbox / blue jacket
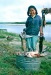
[25,15,42,35]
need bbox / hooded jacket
[25,15,42,35]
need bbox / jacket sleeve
[25,18,29,27]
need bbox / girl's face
[29,8,36,17]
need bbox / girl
[25,5,43,52]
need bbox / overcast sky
[0,0,51,22]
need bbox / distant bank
[0,22,51,24]
[0,22,25,24]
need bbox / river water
[0,24,51,42]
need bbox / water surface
[0,24,51,42]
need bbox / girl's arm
[40,26,43,36]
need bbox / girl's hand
[44,21,46,25]
[40,33,43,36]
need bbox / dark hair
[27,5,38,16]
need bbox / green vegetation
[0,31,51,75]
[46,22,51,24]
[0,30,20,41]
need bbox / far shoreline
[0,22,51,25]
